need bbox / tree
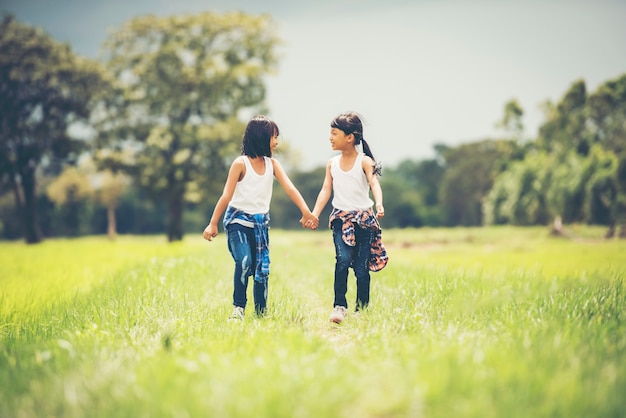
[97,12,280,241]
[73,156,130,240]
[96,170,129,240]
[438,139,521,226]
[538,80,590,156]
[46,166,93,236]
[484,145,619,230]
[495,98,525,140]
[0,15,111,243]
[615,155,626,237]
[586,74,626,155]
[586,74,626,235]
[484,152,558,226]
[534,74,626,234]
[383,159,444,227]
[380,178,423,228]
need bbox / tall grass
[1,227,624,417]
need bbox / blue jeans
[332,219,374,311]
[226,223,268,315]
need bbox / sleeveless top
[229,156,273,216]
[331,153,373,211]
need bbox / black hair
[241,115,279,158]
[331,111,381,175]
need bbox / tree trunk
[167,191,184,242]
[550,215,564,236]
[107,204,117,240]
[605,225,615,238]
[8,169,26,235]
[21,168,43,244]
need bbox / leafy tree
[383,159,444,227]
[487,147,622,228]
[544,152,587,224]
[76,156,130,240]
[588,75,626,234]
[586,74,626,155]
[534,74,626,232]
[495,98,525,140]
[485,145,618,228]
[392,158,445,208]
[97,12,280,241]
[0,15,111,243]
[379,177,423,228]
[96,170,129,240]
[583,146,619,225]
[615,155,626,237]
[113,185,166,234]
[538,80,590,156]
[46,166,93,236]
[438,139,521,226]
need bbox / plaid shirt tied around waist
[329,207,389,272]
[224,206,270,283]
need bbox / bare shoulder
[271,158,288,178]
[361,155,376,174]
[231,156,246,170]
[271,157,283,170]
[229,156,246,179]
[361,155,375,167]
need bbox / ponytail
[361,138,375,161]
[362,138,382,176]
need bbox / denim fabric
[223,206,270,283]
[226,223,268,315]
[331,219,375,311]
[328,207,388,272]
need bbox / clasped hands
[300,212,319,230]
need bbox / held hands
[203,223,218,241]
[301,211,319,230]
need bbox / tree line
[1,13,625,244]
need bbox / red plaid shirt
[329,208,389,272]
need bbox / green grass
[1,227,625,417]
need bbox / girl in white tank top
[202,115,319,318]
[310,112,388,324]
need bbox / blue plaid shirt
[223,206,271,283]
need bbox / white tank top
[229,156,273,214]
[331,153,373,211]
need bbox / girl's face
[270,134,278,154]
[329,128,352,151]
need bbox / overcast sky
[3,0,626,169]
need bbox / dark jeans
[332,219,375,311]
[226,223,268,315]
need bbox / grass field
[1,226,625,417]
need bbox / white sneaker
[329,306,348,323]
[229,306,244,320]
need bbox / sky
[3,0,626,169]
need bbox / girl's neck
[341,147,358,158]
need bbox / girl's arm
[311,159,333,219]
[203,157,245,241]
[363,156,385,218]
[272,159,319,229]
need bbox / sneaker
[329,306,348,323]
[229,306,244,320]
